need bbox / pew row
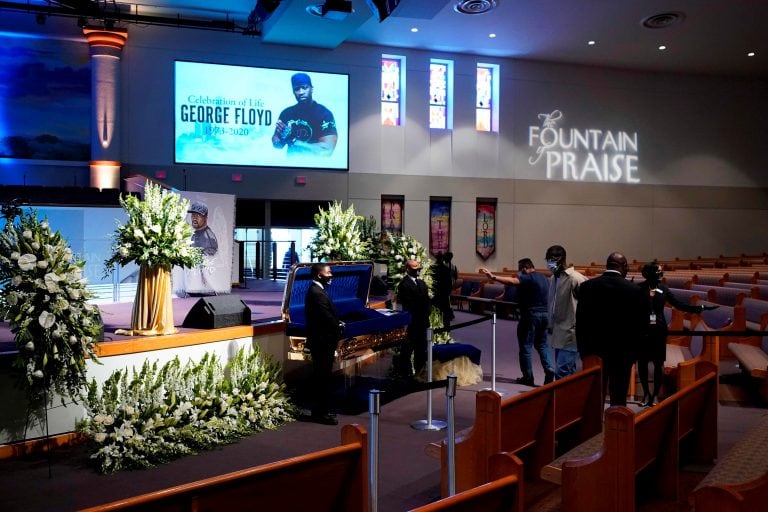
[79,424,369,512]
[727,342,768,402]
[426,359,603,497]
[690,414,768,512]
[664,310,720,392]
[540,361,718,512]
[407,453,524,512]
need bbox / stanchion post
[487,308,507,396]
[446,374,457,496]
[369,389,382,512]
[411,328,447,431]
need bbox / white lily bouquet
[307,201,370,261]
[0,204,102,402]
[104,181,202,273]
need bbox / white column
[83,27,128,190]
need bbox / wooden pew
[690,414,768,512]
[695,301,758,359]
[727,342,768,402]
[79,424,369,512]
[664,310,720,392]
[427,360,603,497]
[540,361,718,512]
[408,453,524,512]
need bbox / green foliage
[77,346,295,473]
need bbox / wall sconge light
[295,176,307,186]
[154,170,167,179]
[232,173,243,182]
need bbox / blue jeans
[555,347,578,379]
[517,310,554,380]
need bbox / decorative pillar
[83,27,128,190]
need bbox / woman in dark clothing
[637,263,716,407]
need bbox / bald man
[576,252,647,406]
[396,259,432,377]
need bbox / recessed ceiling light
[410,27,418,33]
[658,45,667,51]
[489,33,496,38]
[747,51,756,57]
[588,40,596,46]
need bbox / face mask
[319,275,332,286]
[407,268,420,277]
[546,260,559,272]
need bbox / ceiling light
[588,40,595,46]
[747,52,756,57]
[658,45,667,51]
[489,33,496,39]
[454,0,498,15]
[410,27,418,33]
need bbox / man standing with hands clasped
[396,259,432,378]
[576,252,647,406]
[303,263,345,425]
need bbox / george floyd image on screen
[174,61,349,170]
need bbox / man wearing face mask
[396,259,432,377]
[303,263,345,425]
[545,245,588,379]
[481,258,556,386]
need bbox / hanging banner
[381,195,404,236]
[429,197,451,257]
[476,198,497,260]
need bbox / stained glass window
[476,63,499,133]
[381,55,404,126]
[429,60,451,129]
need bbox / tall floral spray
[104,182,203,335]
[105,182,203,272]
[0,203,102,403]
[307,201,370,261]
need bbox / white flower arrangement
[77,346,295,473]
[382,233,433,294]
[307,201,370,261]
[0,205,102,402]
[104,181,202,273]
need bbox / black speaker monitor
[182,295,252,329]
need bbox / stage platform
[0,279,288,355]
[0,278,392,445]
[0,279,295,445]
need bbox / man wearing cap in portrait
[271,72,338,156]
[188,201,218,257]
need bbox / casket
[282,261,411,360]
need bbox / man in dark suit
[304,262,344,425]
[396,259,432,377]
[576,252,647,406]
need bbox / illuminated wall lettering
[528,110,640,184]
